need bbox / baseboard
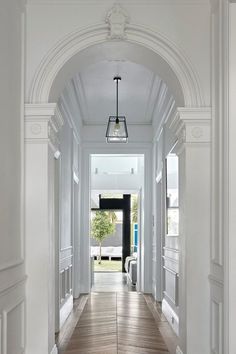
[60,294,73,329]
[176,345,183,354]
[162,298,179,336]
[50,344,58,354]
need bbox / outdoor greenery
[91,211,115,264]
[94,260,122,272]
[131,195,138,223]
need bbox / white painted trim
[60,295,73,329]
[176,346,184,354]
[58,95,81,143]
[20,9,26,265]
[162,298,179,336]
[50,344,58,354]
[54,150,61,159]
[73,171,79,184]
[0,276,27,297]
[0,259,24,272]
[2,299,25,354]
[156,171,162,184]
[81,144,152,293]
[28,23,204,107]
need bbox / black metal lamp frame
[106,76,128,143]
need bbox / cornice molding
[170,107,211,150]
[25,103,63,153]
[25,102,57,116]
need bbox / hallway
[3,1,236,353]
[57,292,177,354]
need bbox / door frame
[79,144,152,294]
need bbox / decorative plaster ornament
[191,126,203,139]
[106,4,129,40]
[30,123,41,135]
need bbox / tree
[131,195,138,223]
[91,211,115,264]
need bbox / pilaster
[25,103,63,354]
[172,107,211,354]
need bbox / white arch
[28,22,204,107]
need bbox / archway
[28,23,204,107]
[25,20,209,354]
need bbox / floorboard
[58,291,177,354]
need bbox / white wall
[91,155,144,191]
[228,6,236,352]
[224,3,236,353]
[0,1,25,353]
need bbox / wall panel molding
[0,279,25,354]
[0,276,26,298]
[3,300,25,354]
[0,259,24,273]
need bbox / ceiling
[59,60,175,127]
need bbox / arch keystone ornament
[106,3,129,39]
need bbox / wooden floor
[57,292,177,354]
[92,272,136,292]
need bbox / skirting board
[162,298,179,336]
[50,344,58,354]
[176,346,183,354]
[60,294,73,329]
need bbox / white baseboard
[162,298,179,336]
[60,294,73,329]
[176,346,183,354]
[50,344,58,354]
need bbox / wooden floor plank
[58,291,178,354]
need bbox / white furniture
[91,246,122,260]
[124,255,137,285]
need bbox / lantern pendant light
[105,76,128,143]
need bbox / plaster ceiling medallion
[106,3,129,40]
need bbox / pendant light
[106,76,128,143]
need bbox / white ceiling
[60,60,175,126]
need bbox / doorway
[90,154,144,292]
[91,205,123,273]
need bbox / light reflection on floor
[92,272,136,292]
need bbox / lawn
[94,259,122,272]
